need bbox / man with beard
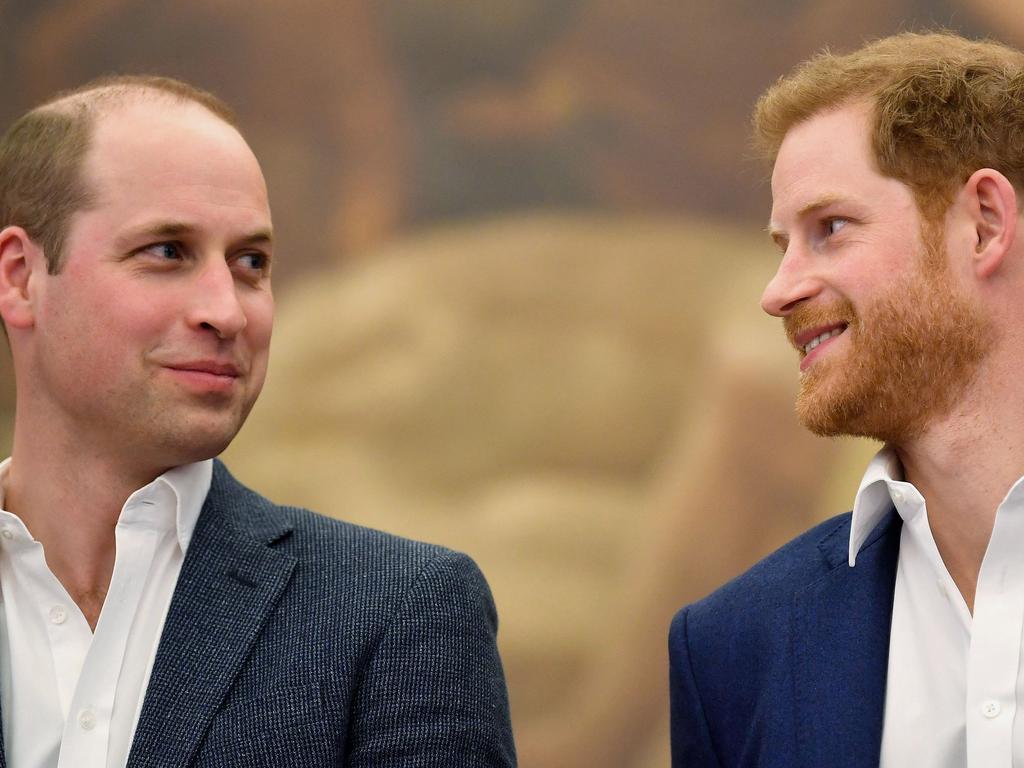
[669,31,1024,768]
[0,76,515,766]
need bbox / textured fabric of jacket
[669,509,901,768]
[0,460,516,767]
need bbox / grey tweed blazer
[0,460,516,767]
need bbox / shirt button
[982,700,1002,719]
[48,605,67,625]
[1,527,13,540]
[78,709,96,730]
[891,489,906,505]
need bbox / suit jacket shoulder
[683,512,856,638]
[128,461,516,768]
[230,466,495,622]
[669,510,900,768]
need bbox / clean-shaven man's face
[761,102,988,444]
[27,97,274,470]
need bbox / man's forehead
[767,106,877,221]
[66,98,273,249]
[771,102,874,171]
[82,101,266,200]
[87,98,242,158]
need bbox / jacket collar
[792,507,901,768]
[126,460,296,768]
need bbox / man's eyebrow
[116,221,195,247]
[236,228,274,247]
[796,194,845,219]
[115,222,274,248]
[766,194,846,239]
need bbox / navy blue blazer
[0,461,516,767]
[669,509,901,768]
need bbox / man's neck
[895,368,1024,612]
[5,423,166,630]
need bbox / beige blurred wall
[0,1,1020,764]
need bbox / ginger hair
[753,31,1024,223]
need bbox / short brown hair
[0,75,238,273]
[753,31,1024,223]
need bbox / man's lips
[162,360,243,392]
[789,323,848,371]
[165,360,242,376]
[791,323,847,349]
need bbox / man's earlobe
[0,227,41,330]
[965,168,1017,279]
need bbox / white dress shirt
[0,458,211,768]
[850,448,1024,767]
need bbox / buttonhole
[228,568,257,588]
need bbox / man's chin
[795,383,921,444]
[152,410,251,465]
[794,377,872,439]
[795,400,856,439]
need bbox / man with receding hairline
[670,32,1024,767]
[0,76,515,767]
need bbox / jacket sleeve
[345,550,517,767]
[669,607,722,768]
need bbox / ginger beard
[784,236,990,444]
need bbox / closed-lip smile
[165,360,241,377]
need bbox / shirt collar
[0,458,212,554]
[849,446,904,566]
[126,460,212,553]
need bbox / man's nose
[760,247,822,317]
[188,259,247,339]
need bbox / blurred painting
[1,0,1020,764]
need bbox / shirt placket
[0,525,85,766]
[56,504,163,768]
[0,460,205,768]
[965,495,1024,768]
[38,564,93,722]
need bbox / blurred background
[1,1,1021,764]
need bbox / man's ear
[0,226,43,330]
[961,168,1017,280]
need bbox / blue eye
[140,242,183,260]
[236,251,271,275]
[824,218,848,236]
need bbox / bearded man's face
[783,238,988,443]
[762,103,990,444]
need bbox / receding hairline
[0,75,245,274]
[32,76,239,131]
[38,83,252,205]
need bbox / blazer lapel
[792,509,900,768]
[126,463,296,768]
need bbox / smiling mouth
[802,325,847,355]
